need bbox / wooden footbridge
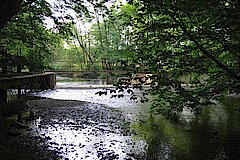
[0,72,56,103]
[46,70,131,84]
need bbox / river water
[26,77,240,160]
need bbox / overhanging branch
[168,9,240,81]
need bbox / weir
[0,72,56,103]
[47,70,130,84]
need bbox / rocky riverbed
[0,97,61,160]
[0,96,146,160]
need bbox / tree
[0,0,65,72]
[88,3,135,70]
[118,0,240,115]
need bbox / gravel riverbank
[0,96,146,160]
[0,96,60,160]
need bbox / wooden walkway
[0,72,56,103]
[0,72,55,89]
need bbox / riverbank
[0,95,143,160]
[0,96,64,159]
[0,96,61,160]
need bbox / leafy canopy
[117,0,240,115]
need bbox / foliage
[115,0,240,115]
[54,1,135,71]
[0,0,96,72]
[0,0,61,72]
[89,6,132,70]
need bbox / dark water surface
[19,78,240,160]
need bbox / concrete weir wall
[0,72,56,103]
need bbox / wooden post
[17,86,21,99]
[47,73,56,89]
[0,89,7,104]
[106,71,110,84]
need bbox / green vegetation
[51,1,134,71]
[123,0,240,116]
[0,0,60,72]
[1,0,240,115]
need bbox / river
[22,76,240,159]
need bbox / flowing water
[20,76,240,159]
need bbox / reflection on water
[131,115,191,160]
[25,78,240,160]
[130,99,240,160]
[6,109,34,126]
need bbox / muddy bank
[0,96,60,160]
[27,99,146,159]
[0,97,146,160]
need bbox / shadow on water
[131,115,191,160]
[188,98,240,160]
[223,98,240,159]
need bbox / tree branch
[168,9,240,81]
